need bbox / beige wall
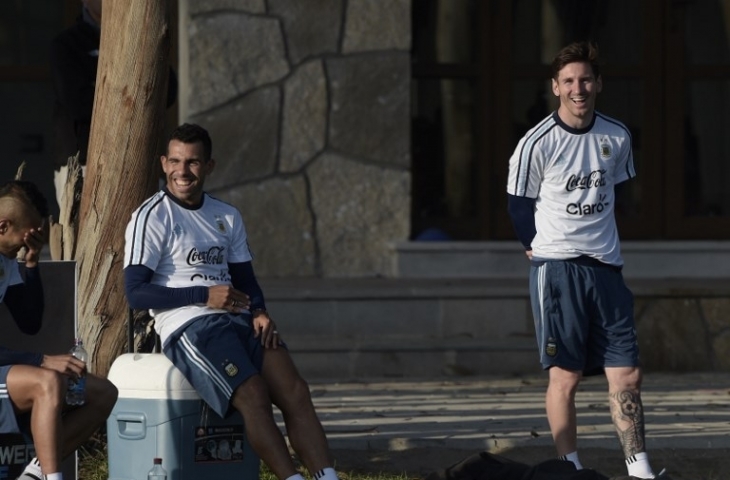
[178,0,412,277]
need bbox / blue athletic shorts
[0,366,30,434]
[529,257,639,375]
[163,313,267,417]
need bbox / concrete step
[261,276,730,380]
[392,240,730,280]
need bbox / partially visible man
[0,180,118,480]
[124,124,340,480]
[507,42,667,479]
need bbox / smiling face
[161,139,215,206]
[552,61,602,129]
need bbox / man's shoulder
[130,191,169,220]
[202,193,241,215]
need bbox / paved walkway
[300,373,730,453]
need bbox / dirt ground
[331,446,728,480]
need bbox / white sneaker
[16,457,42,480]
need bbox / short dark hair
[0,180,49,218]
[168,123,213,160]
[551,41,601,80]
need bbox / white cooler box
[106,353,259,480]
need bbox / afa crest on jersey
[214,215,226,233]
[599,138,612,159]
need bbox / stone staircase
[265,241,730,380]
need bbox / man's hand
[252,311,280,349]
[525,249,533,260]
[40,354,86,379]
[207,285,250,312]
[23,226,45,268]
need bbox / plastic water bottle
[147,458,167,480]
[65,338,88,406]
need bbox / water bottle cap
[154,458,162,464]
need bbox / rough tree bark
[75,0,172,375]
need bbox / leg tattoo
[609,390,646,457]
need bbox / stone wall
[180,0,411,277]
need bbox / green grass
[78,434,411,480]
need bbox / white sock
[46,473,63,480]
[626,452,654,478]
[558,451,583,470]
[313,467,339,480]
[285,474,306,480]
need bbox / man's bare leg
[56,375,118,457]
[546,367,582,456]
[605,366,655,478]
[261,348,333,475]
[230,375,299,480]
[7,366,64,475]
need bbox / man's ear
[0,219,9,235]
[206,158,216,174]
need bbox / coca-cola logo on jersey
[565,169,606,191]
[186,246,226,265]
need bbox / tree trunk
[75,0,171,375]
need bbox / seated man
[0,180,118,480]
[124,123,339,480]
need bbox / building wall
[179,0,412,277]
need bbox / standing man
[506,42,666,479]
[123,123,340,480]
[0,180,118,480]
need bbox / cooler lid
[108,353,201,400]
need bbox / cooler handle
[116,412,147,440]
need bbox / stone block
[191,86,279,187]
[334,299,440,338]
[343,0,411,53]
[636,298,713,371]
[187,13,289,114]
[441,299,533,340]
[215,175,316,276]
[188,0,265,15]
[308,153,410,276]
[701,298,730,335]
[269,0,342,64]
[281,60,327,172]
[327,53,410,167]
[266,300,338,337]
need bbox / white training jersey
[0,256,23,302]
[507,111,635,266]
[124,190,253,344]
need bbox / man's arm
[0,346,42,367]
[125,265,208,309]
[229,262,266,312]
[507,194,537,250]
[3,266,44,335]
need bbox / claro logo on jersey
[565,169,606,191]
[567,193,609,216]
[186,246,226,265]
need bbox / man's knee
[231,375,271,413]
[27,368,65,406]
[86,376,118,414]
[548,367,582,396]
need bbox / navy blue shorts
[529,257,639,375]
[0,366,31,435]
[0,366,20,433]
[163,313,265,417]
